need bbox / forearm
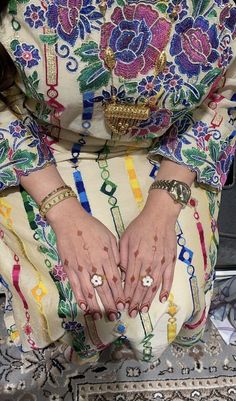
[20,164,66,205]
[155,158,196,186]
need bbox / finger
[124,245,142,307]
[110,236,120,266]
[74,260,102,318]
[119,235,129,271]
[159,255,176,304]
[91,265,119,321]
[66,267,89,312]
[128,263,154,317]
[105,246,126,311]
[140,258,174,313]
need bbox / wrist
[145,189,182,220]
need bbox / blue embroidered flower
[192,121,208,138]
[163,74,184,92]
[14,43,40,69]
[167,0,189,21]
[9,121,27,137]
[222,6,236,36]
[138,76,161,97]
[24,4,45,29]
[219,46,233,68]
[46,0,103,46]
[170,16,219,77]
[35,213,48,228]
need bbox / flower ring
[141,275,154,287]
[90,274,104,287]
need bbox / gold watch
[149,179,191,207]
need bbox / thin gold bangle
[39,187,77,219]
[39,185,71,206]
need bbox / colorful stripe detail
[73,170,91,213]
[125,155,144,209]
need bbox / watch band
[149,179,191,207]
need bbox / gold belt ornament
[103,101,151,137]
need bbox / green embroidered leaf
[65,282,73,301]
[192,0,211,17]
[170,89,186,106]
[47,230,56,247]
[38,245,58,261]
[59,300,73,318]
[0,168,16,185]
[11,149,37,170]
[10,39,20,51]
[155,2,168,13]
[116,0,126,6]
[201,165,216,180]
[39,34,58,46]
[74,41,99,63]
[208,9,217,18]
[182,147,207,167]
[124,81,138,95]
[208,140,220,162]
[78,62,110,92]
[0,140,9,164]
[200,68,222,87]
[188,84,206,104]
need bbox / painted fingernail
[160,291,169,304]
[93,312,102,320]
[129,309,138,318]
[140,305,149,313]
[79,302,87,311]
[116,302,125,311]
[108,312,118,321]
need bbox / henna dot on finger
[77,230,83,236]
[64,259,69,267]
[88,292,94,299]
[130,275,135,283]
[161,256,165,265]
[145,266,152,274]
[78,265,83,272]
[103,246,109,253]
[152,285,158,293]
[134,250,139,258]
[92,266,97,273]
[112,275,118,283]
[154,235,158,242]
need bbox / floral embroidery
[167,0,189,21]
[46,0,103,45]
[170,17,219,77]
[130,109,172,138]
[100,4,171,79]
[9,121,27,138]
[13,43,41,69]
[24,4,45,29]
[220,6,236,36]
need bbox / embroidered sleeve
[148,58,236,192]
[0,86,55,192]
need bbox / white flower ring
[90,274,104,287]
[141,275,154,287]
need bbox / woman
[0,0,235,364]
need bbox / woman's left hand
[120,190,181,318]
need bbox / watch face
[169,181,190,204]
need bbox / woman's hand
[120,190,180,318]
[47,197,125,321]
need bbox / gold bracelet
[39,187,77,219]
[39,185,70,206]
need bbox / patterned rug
[1,295,236,401]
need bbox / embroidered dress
[0,0,235,363]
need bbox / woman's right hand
[46,197,125,321]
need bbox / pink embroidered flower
[100,4,171,79]
[52,264,67,281]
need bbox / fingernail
[160,291,169,304]
[80,302,87,311]
[140,305,149,313]
[129,309,138,318]
[93,312,102,320]
[108,312,118,321]
[116,302,125,311]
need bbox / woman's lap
[0,145,221,364]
